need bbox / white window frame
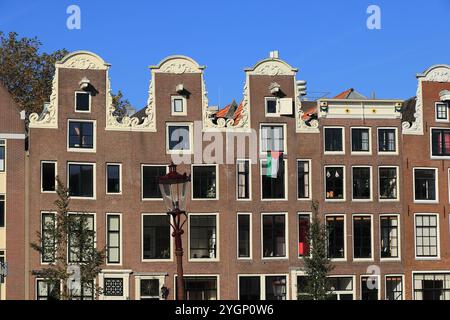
[323,126,345,155]
[325,214,347,262]
[264,97,280,117]
[67,162,96,200]
[141,213,174,262]
[106,163,122,195]
[413,213,441,260]
[67,119,96,153]
[411,271,450,301]
[99,270,132,300]
[191,163,219,201]
[297,212,312,259]
[261,212,289,260]
[378,166,400,202]
[35,278,62,300]
[236,212,252,260]
[430,127,450,160]
[413,167,439,204]
[166,122,194,154]
[105,213,122,266]
[40,211,56,265]
[350,127,372,155]
[260,159,288,201]
[385,274,405,300]
[237,274,289,300]
[297,159,312,201]
[236,159,252,201]
[351,166,373,202]
[173,274,220,300]
[66,212,97,264]
[141,164,169,201]
[135,274,166,300]
[360,274,381,300]
[188,213,220,262]
[0,139,6,173]
[435,102,449,122]
[377,127,398,155]
[259,123,287,155]
[379,214,401,262]
[326,275,357,300]
[352,214,374,262]
[171,95,187,116]
[324,165,346,202]
[74,91,91,113]
[40,161,57,193]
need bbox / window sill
[413,200,439,204]
[191,198,219,201]
[352,198,373,202]
[261,198,288,202]
[414,257,440,261]
[380,257,401,262]
[378,151,398,156]
[350,152,372,156]
[188,258,220,263]
[70,196,96,200]
[142,198,164,201]
[67,148,96,153]
[379,198,400,202]
[324,151,345,155]
[142,259,174,263]
[352,258,374,262]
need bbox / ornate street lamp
[158,162,190,300]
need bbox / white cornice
[150,55,205,74]
[245,58,298,76]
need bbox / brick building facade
[1,50,450,300]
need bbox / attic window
[75,92,90,112]
[265,97,278,116]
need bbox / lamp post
[158,162,190,300]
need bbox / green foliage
[0,31,68,115]
[31,177,105,300]
[111,90,132,120]
[301,201,334,300]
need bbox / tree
[31,177,105,300]
[301,201,334,300]
[111,90,133,121]
[0,32,68,115]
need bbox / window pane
[265,276,287,300]
[104,278,124,297]
[326,216,344,259]
[380,216,398,258]
[168,126,190,150]
[297,161,310,199]
[141,279,160,298]
[68,164,94,197]
[262,160,285,199]
[324,128,343,152]
[107,215,120,263]
[239,277,260,300]
[325,167,344,200]
[142,166,166,198]
[41,213,55,262]
[107,165,120,193]
[266,99,277,114]
[386,276,403,300]
[76,92,90,111]
[378,129,396,152]
[352,167,371,199]
[173,98,183,113]
[182,277,217,301]
[143,215,170,260]
[261,125,284,153]
[353,216,372,259]
[262,215,286,258]
[361,277,378,300]
[69,122,94,149]
[298,214,310,257]
[190,215,217,259]
[0,195,4,228]
[431,129,450,156]
[41,162,56,192]
[352,128,370,152]
[414,169,436,201]
[238,215,250,258]
[237,160,250,199]
[192,166,217,199]
[0,146,5,171]
[415,215,438,258]
[379,167,397,199]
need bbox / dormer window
[171,96,187,116]
[435,102,448,121]
[75,91,91,112]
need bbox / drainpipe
[24,150,29,300]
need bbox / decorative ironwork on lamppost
[158,162,190,300]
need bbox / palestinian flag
[266,151,283,178]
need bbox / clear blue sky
[1,0,449,109]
